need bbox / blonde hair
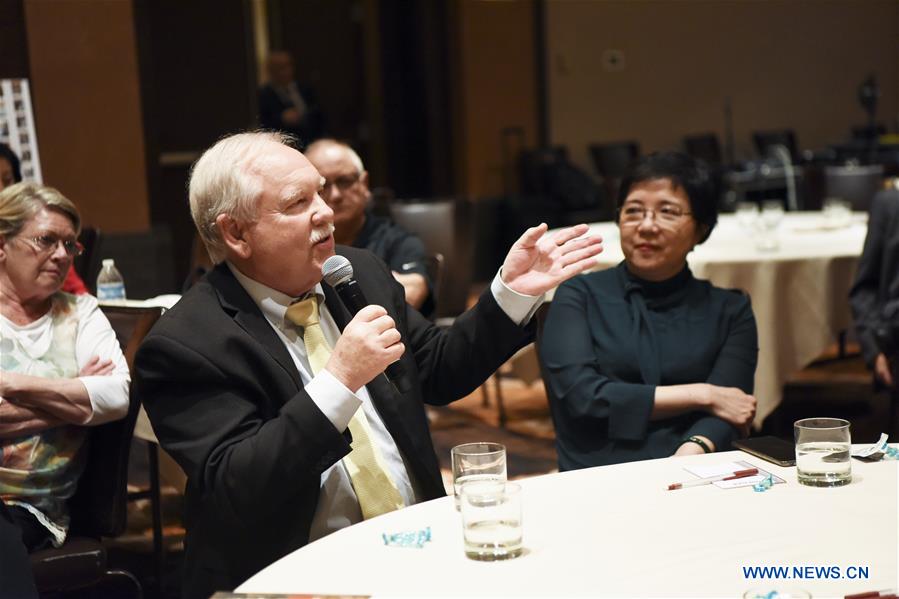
[188,130,296,263]
[0,182,81,239]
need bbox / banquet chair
[98,306,172,598]
[683,133,722,166]
[518,146,611,226]
[388,198,517,419]
[74,226,102,290]
[27,306,162,597]
[752,129,798,162]
[388,198,473,321]
[28,405,143,597]
[588,141,640,200]
[519,146,569,197]
[824,164,885,213]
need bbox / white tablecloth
[238,449,898,597]
[547,212,868,427]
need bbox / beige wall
[25,0,149,232]
[452,0,539,197]
[547,0,899,173]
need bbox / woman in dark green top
[539,152,758,470]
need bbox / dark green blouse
[539,261,758,471]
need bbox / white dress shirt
[227,263,541,541]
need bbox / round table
[550,212,868,427]
[237,449,897,597]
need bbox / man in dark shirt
[849,188,899,389]
[305,139,432,313]
[258,51,324,147]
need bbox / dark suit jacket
[257,82,324,146]
[849,189,899,367]
[133,247,531,598]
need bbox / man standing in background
[258,51,324,147]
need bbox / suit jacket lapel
[208,264,302,390]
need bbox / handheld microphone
[322,255,411,393]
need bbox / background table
[548,212,868,427]
[237,449,897,597]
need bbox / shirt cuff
[490,268,545,326]
[685,416,738,452]
[80,375,130,425]
[606,382,656,441]
[305,369,363,433]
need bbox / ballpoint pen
[666,468,759,490]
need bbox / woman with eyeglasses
[539,152,758,470]
[0,144,89,295]
[0,182,129,556]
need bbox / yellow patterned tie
[285,296,405,519]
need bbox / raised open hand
[500,223,603,296]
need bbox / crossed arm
[0,297,130,438]
[0,357,115,438]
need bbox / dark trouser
[0,500,39,598]
[6,503,54,552]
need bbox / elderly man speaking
[133,131,602,598]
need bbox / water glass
[451,442,507,510]
[822,197,852,227]
[756,200,785,251]
[460,481,523,561]
[735,201,759,231]
[794,417,852,487]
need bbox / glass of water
[451,442,506,510]
[794,417,852,487]
[822,197,852,228]
[460,481,523,561]
[735,201,759,231]
[756,200,785,251]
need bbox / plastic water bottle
[96,259,126,301]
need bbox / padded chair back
[588,141,640,201]
[588,141,639,178]
[824,164,885,213]
[73,226,103,291]
[519,146,569,196]
[70,306,162,536]
[683,133,722,165]
[96,226,177,299]
[752,129,798,161]
[29,306,159,595]
[389,199,473,318]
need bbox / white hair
[188,131,296,263]
[305,138,364,175]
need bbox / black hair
[617,151,717,243]
[0,143,22,183]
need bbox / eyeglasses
[18,234,84,257]
[322,173,361,194]
[618,204,693,228]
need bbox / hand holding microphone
[326,305,405,392]
[322,256,411,393]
